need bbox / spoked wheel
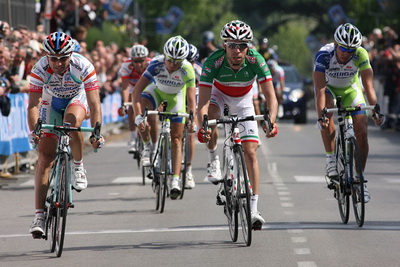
[45,168,56,252]
[154,171,160,211]
[235,149,252,246]
[223,173,238,243]
[179,128,189,199]
[159,136,168,213]
[53,154,69,257]
[335,136,350,224]
[349,137,365,227]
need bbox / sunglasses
[338,44,356,53]
[166,57,184,65]
[47,54,71,62]
[225,42,249,50]
[132,58,145,63]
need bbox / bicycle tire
[54,153,69,257]
[348,137,365,227]
[159,135,168,213]
[136,135,143,169]
[223,155,238,242]
[47,166,57,252]
[235,148,252,246]
[335,134,350,224]
[179,128,189,199]
[154,140,161,211]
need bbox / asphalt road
[1,111,399,267]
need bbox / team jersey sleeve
[182,61,196,88]
[199,52,222,88]
[29,57,48,93]
[247,49,272,84]
[78,55,99,91]
[355,47,372,71]
[314,50,329,73]
[118,60,132,79]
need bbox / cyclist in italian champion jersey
[117,44,151,152]
[183,43,202,190]
[197,20,278,228]
[133,35,197,200]
[27,32,104,236]
[314,23,384,202]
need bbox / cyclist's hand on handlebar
[90,134,105,149]
[28,130,41,146]
[135,114,147,131]
[317,117,329,130]
[372,112,385,126]
[188,122,197,133]
[117,105,127,117]
[197,128,211,143]
[265,123,278,138]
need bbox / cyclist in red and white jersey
[197,20,278,228]
[117,44,151,152]
[27,32,104,236]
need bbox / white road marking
[294,248,311,255]
[20,179,34,187]
[112,177,144,184]
[298,261,318,267]
[294,176,326,183]
[291,237,307,243]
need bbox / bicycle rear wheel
[335,135,350,224]
[54,153,69,257]
[159,136,168,213]
[235,148,252,246]
[348,137,365,227]
[179,128,189,199]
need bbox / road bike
[123,102,146,185]
[143,105,192,213]
[179,121,190,198]
[33,119,100,257]
[203,106,272,246]
[322,96,382,227]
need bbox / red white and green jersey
[199,48,272,97]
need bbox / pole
[7,0,12,25]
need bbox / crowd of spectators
[1,18,400,178]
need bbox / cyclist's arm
[313,70,327,121]
[259,80,278,124]
[360,68,377,106]
[86,89,102,126]
[197,85,211,126]
[186,85,197,122]
[132,75,150,116]
[120,78,130,104]
[27,91,41,132]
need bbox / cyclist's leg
[171,122,185,177]
[64,102,87,162]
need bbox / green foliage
[270,21,313,77]
[86,21,132,50]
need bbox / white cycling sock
[250,195,258,212]
[326,153,335,163]
[208,146,218,162]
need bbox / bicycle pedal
[31,232,44,239]
[216,195,226,206]
[252,221,262,231]
[327,182,336,190]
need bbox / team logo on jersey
[244,71,249,77]
[260,62,266,67]
[42,100,49,105]
[205,67,211,73]
[246,55,256,64]
[214,56,224,68]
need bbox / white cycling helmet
[334,23,362,48]
[130,44,149,58]
[220,20,253,42]
[163,35,189,60]
[42,32,75,54]
[187,44,199,62]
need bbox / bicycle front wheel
[179,128,189,199]
[159,135,168,213]
[223,155,238,242]
[54,153,69,257]
[235,148,252,246]
[46,166,57,252]
[335,135,350,224]
[348,137,365,227]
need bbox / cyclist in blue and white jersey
[133,36,196,199]
[28,32,104,236]
[314,23,384,202]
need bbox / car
[280,63,308,124]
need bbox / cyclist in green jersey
[197,20,278,228]
[314,23,385,202]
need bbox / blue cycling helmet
[187,44,199,62]
[42,32,75,54]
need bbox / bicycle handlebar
[322,104,383,121]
